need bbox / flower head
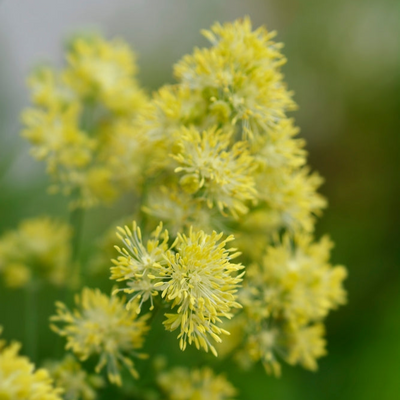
[236,232,347,374]
[172,126,257,217]
[46,355,104,400]
[285,323,327,371]
[157,366,237,400]
[22,33,148,208]
[111,221,171,313]
[64,33,146,114]
[258,233,347,325]
[0,331,62,400]
[244,326,283,376]
[50,287,149,385]
[21,103,94,174]
[0,217,73,288]
[256,167,327,232]
[160,229,243,356]
[111,221,244,356]
[174,17,296,138]
[143,186,215,236]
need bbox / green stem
[54,206,85,355]
[70,206,84,260]
[25,284,38,363]
[69,206,85,281]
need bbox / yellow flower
[256,167,327,232]
[64,33,146,114]
[22,33,148,208]
[28,66,76,108]
[1,263,31,288]
[50,288,149,386]
[143,185,215,236]
[236,232,346,375]
[172,126,257,217]
[157,366,237,400]
[21,102,94,171]
[174,17,296,138]
[139,84,205,147]
[252,118,306,170]
[237,320,327,375]
[160,228,243,356]
[111,221,171,313]
[0,217,73,288]
[232,208,283,264]
[46,355,104,400]
[258,233,347,325]
[245,326,283,377]
[285,323,327,371]
[111,221,244,356]
[135,19,325,237]
[0,330,62,400]
[82,167,119,206]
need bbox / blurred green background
[0,0,399,399]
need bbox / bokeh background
[0,1,399,399]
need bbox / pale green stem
[25,284,38,363]
[69,205,85,281]
[70,206,85,261]
[54,205,85,356]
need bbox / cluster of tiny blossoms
[3,16,349,400]
[50,288,149,386]
[0,217,72,288]
[235,233,347,375]
[45,355,105,400]
[111,222,243,357]
[22,33,148,208]
[157,366,237,400]
[0,328,62,400]
[139,17,325,235]
[108,17,346,376]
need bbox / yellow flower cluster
[50,287,149,385]
[237,233,347,375]
[143,185,215,236]
[136,18,325,235]
[22,34,148,208]
[172,126,257,217]
[111,221,171,313]
[72,18,347,377]
[11,17,348,390]
[131,18,345,376]
[175,18,296,132]
[64,34,145,113]
[46,355,104,400]
[0,217,72,288]
[157,366,237,400]
[0,329,62,400]
[111,221,243,356]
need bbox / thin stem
[54,205,85,355]
[70,206,85,262]
[70,203,85,286]
[25,284,38,363]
